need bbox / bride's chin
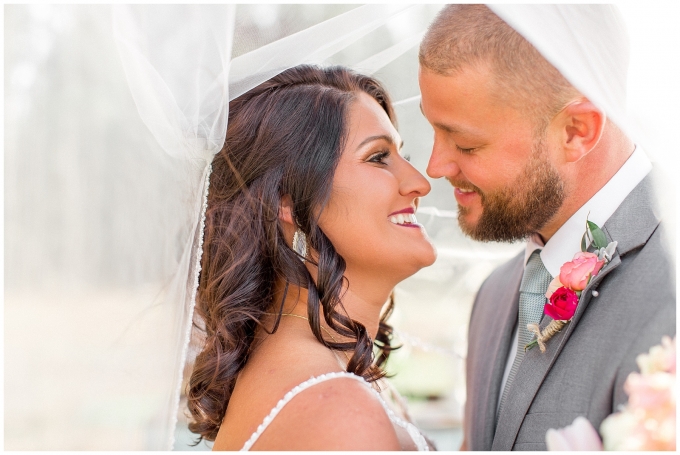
[394,246,438,280]
[414,238,438,267]
[417,248,438,270]
[342,239,437,282]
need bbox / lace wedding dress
[240,371,430,451]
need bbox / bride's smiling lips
[388,207,421,228]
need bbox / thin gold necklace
[265,312,351,362]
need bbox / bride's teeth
[389,213,418,225]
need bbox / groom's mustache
[447,178,483,195]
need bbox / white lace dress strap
[240,371,429,451]
[240,372,363,451]
[369,383,430,451]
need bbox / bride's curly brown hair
[186,65,399,442]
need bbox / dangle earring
[292,229,307,262]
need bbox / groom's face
[418,64,564,242]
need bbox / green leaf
[581,233,588,252]
[587,220,601,231]
[587,223,608,249]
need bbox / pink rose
[637,336,676,375]
[663,336,676,375]
[602,372,676,451]
[559,252,606,291]
[624,372,675,417]
[598,337,677,451]
[546,416,603,451]
[545,286,578,321]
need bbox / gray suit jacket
[464,171,676,450]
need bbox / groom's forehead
[419,5,584,123]
[419,5,534,78]
[418,100,490,138]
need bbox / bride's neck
[272,274,392,340]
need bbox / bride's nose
[398,161,431,198]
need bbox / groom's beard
[454,136,565,242]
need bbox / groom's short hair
[419,5,579,129]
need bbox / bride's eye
[367,150,390,165]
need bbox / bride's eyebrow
[356,134,404,151]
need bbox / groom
[418,5,675,451]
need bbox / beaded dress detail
[240,371,429,451]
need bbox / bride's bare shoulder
[213,331,399,450]
[249,374,401,451]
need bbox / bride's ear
[278,195,300,251]
[279,194,294,225]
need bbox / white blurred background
[5,3,677,451]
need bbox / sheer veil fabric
[113,4,676,449]
[111,4,443,448]
[4,3,676,450]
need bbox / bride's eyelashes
[366,150,411,165]
[366,149,391,165]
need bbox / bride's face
[318,92,437,285]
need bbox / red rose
[545,286,579,321]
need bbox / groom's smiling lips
[448,178,482,206]
[449,180,477,192]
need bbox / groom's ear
[551,99,605,163]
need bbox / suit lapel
[491,171,661,450]
[468,253,523,450]
[482,257,523,447]
[601,170,662,259]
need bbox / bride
[186,64,437,451]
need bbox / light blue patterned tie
[497,250,553,422]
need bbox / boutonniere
[526,220,617,352]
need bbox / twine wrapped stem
[526,320,568,353]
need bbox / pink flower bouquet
[546,336,676,451]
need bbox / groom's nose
[426,141,461,179]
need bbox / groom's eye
[456,145,475,154]
[367,150,390,165]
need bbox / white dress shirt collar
[524,145,652,276]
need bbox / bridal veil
[5,3,677,449]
